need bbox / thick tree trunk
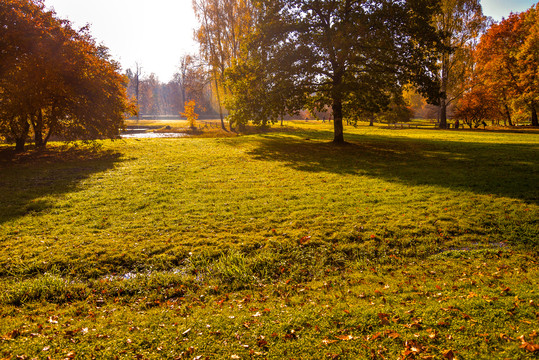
[332,99,344,143]
[14,119,30,152]
[504,104,513,126]
[531,106,538,127]
[15,138,26,152]
[502,93,513,126]
[439,98,448,129]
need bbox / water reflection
[121,131,188,139]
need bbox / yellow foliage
[181,100,199,128]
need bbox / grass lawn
[0,122,538,359]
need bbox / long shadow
[0,146,124,224]
[241,131,539,204]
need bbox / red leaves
[298,235,311,245]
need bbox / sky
[43,0,538,83]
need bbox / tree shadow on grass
[242,132,539,204]
[0,145,125,224]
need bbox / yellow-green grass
[0,122,537,359]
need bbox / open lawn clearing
[0,123,538,358]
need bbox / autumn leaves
[0,0,133,151]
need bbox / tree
[193,0,256,131]
[181,100,199,128]
[126,63,143,120]
[475,4,539,126]
[434,0,488,129]
[226,0,442,143]
[454,84,498,128]
[175,54,211,113]
[0,0,132,151]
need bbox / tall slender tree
[193,0,256,130]
[434,0,488,128]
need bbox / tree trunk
[369,117,374,126]
[15,138,26,152]
[532,106,538,127]
[212,76,227,131]
[505,105,513,126]
[33,109,44,148]
[14,119,30,152]
[502,93,513,126]
[332,99,344,143]
[439,98,448,129]
[439,50,448,129]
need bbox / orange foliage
[0,0,133,151]
[181,100,199,128]
[474,4,539,126]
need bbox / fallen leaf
[231,355,240,359]
[427,328,438,339]
[322,338,337,345]
[42,346,50,352]
[2,329,20,340]
[299,235,311,245]
[378,313,390,325]
[335,334,356,341]
[519,335,539,352]
[442,349,456,359]
[367,332,382,341]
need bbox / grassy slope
[0,122,538,359]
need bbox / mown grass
[0,122,538,359]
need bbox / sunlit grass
[0,122,537,358]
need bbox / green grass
[0,122,538,359]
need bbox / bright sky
[43,0,538,83]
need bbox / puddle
[121,132,188,139]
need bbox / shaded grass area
[0,123,538,358]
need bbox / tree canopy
[0,0,133,151]
[474,4,539,127]
[224,0,443,142]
